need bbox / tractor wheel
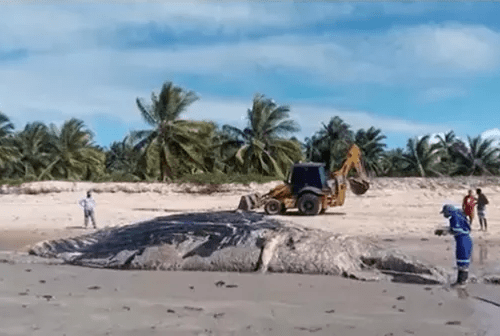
[265,199,283,215]
[297,193,321,216]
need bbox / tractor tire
[265,199,283,215]
[297,193,321,216]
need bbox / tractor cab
[287,163,329,196]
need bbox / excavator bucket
[348,177,370,195]
[237,193,262,211]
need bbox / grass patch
[0,178,26,187]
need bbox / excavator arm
[328,144,370,206]
[331,144,368,181]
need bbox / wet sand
[0,258,492,336]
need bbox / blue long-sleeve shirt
[448,209,470,236]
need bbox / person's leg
[90,210,97,228]
[84,211,89,228]
[454,235,472,286]
[483,218,487,232]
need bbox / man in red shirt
[462,189,476,227]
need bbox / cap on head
[440,204,455,217]
[87,190,92,197]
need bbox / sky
[1,1,500,149]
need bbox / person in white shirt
[79,190,97,229]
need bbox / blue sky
[1,2,500,149]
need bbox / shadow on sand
[282,211,347,217]
[132,208,194,213]
[65,226,88,230]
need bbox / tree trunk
[38,158,60,180]
[160,145,174,182]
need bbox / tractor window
[318,166,327,186]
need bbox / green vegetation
[220,94,303,179]
[177,172,281,185]
[1,80,499,185]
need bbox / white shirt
[79,196,96,211]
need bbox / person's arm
[434,227,450,236]
[435,216,453,236]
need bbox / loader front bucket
[348,177,370,195]
[237,193,262,211]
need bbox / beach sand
[0,179,499,335]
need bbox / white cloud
[395,24,500,73]
[481,128,500,147]
[2,3,500,85]
[114,24,500,83]
[0,3,354,51]
[418,87,467,103]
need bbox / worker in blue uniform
[434,204,473,287]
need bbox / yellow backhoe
[237,144,370,216]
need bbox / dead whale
[28,211,448,285]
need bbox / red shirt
[462,195,476,216]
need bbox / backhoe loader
[237,144,370,216]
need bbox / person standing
[435,204,473,287]
[476,188,489,231]
[462,189,476,227]
[79,190,97,229]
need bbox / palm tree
[11,122,52,180]
[221,94,303,178]
[402,135,444,177]
[354,126,387,176]
[308,116,354,171]
[202,125,240,174]
[453,135,500,176]
[39,118,105,180]
[435,130,463,176]
[105,135,145,181]
[0,112,18,168]
[133,81,214,181]
[380,148,406,177]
